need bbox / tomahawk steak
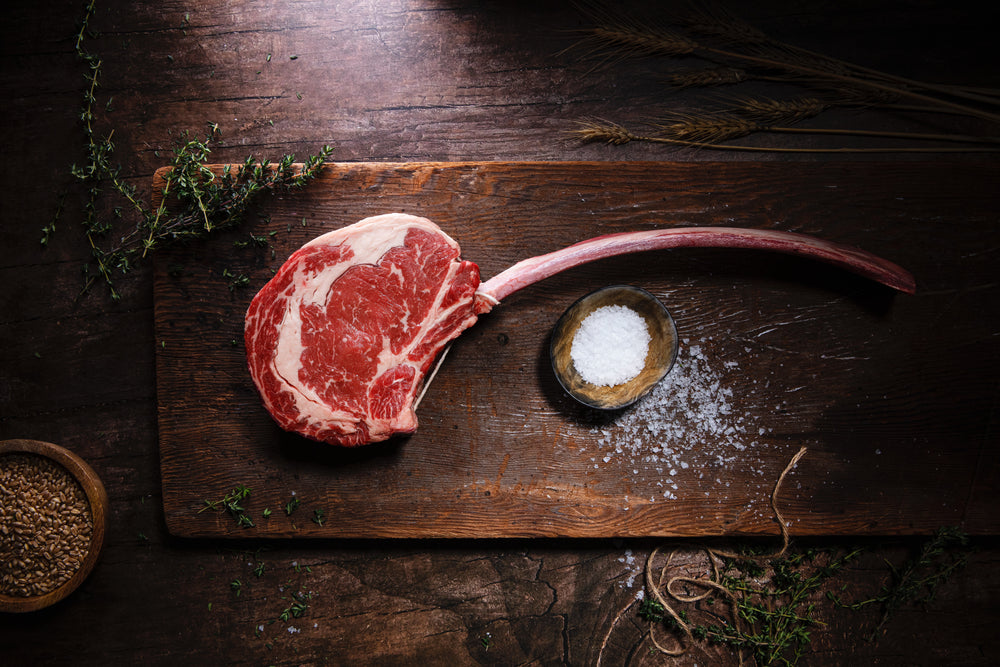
[245,213,483,446]
[246,213,915,447]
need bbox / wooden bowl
[0,439,108,613]
[550,285,679,410]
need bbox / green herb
[262,507,272,519]
[222,267,250,291]
[234,233,270,249]
[830,526,972,641]
[311,509,325,526]
[254,562,266,578]
[642,546,862,666]
[40,194,64,247]
[64,6,333,300]
[200,484,254,528]
[278,591,311,622]
[284,497,300,515]
[480,632,492,650]
[230,579,243,597]
[638,598,665,623]
[40,223,56,247]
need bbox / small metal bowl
[550,285,679,410]
[0,439,108,613]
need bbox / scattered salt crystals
[288,626,300,634]
[571,305,650,386]
[617,548,641,589]
[586,337,771,502]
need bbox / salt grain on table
[587,338,773,502]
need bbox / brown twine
[597,446,808,665]
[709,445,808,562]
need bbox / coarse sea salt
[585,338,773,504]
[571,305,650,386]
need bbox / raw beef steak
[245,213,482,446]
[247,212,914,448]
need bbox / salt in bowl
[550,285,679,410]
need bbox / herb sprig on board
[199,484,255,528]
[79,125,332,300]
[63,1,333,300]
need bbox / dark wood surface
[2,0,998,664]
[156,160,998,539]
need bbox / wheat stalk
[573,4,1000,126]
[668,67,749,88]
[653,112,759,143]
[572,118,1000,153]
[724,95,829,124]
[676,2,1000,108]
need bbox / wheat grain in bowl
[0,439,108,613]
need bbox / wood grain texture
[154,160,1000,538]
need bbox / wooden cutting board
[153,161,999,538]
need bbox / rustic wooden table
[2,1,998,664]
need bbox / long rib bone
[474,226,915,313]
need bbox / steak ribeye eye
[246,213,915,447]
[245,213,482,446]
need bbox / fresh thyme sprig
[639,546,863,666]
[277,591,312,622]
[630,529,972,665]
[830,526,972,642]
[81,127,332,299]
[65,0,333,300]
[200,484,255,528]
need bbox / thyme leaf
[200,484,255,528]
[66,1,333,300]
